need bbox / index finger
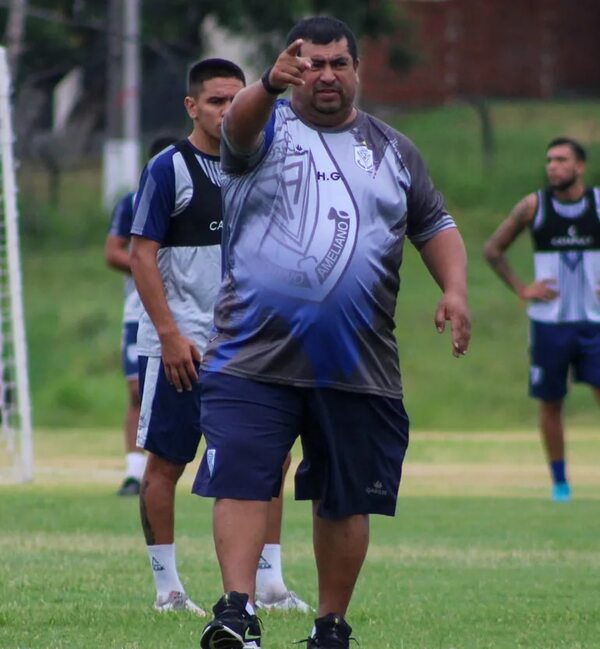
[285,38,304,56]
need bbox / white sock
[255,543,286,599]
[147,544,185,598]
[246,601,255,616]
[126,452,146,480]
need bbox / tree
[1,0,410,84]
[0,0,415,170]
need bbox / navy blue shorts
[137,356,202,464]
[192,371,410,519]
[121,322,139,380]
[529,320,600,400]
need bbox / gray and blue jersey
[131,140,223,358]
[109,191,143,324]
[202,101,456,398]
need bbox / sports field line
[8,428,599,497]
[413,431,600,441]
[17,461,599,500]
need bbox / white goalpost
[0,46,33,483]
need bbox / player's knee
[145,453,185,483]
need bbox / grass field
[6,98,600,648]
[1,428,600,649]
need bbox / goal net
[0,46,33,483]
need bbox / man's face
[185,76,245,142]
[546,144,585,191]
[292,38,358,124]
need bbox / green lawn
[6,100,600,649]
[1,428,599,649]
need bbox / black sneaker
[117,477,141,496]
[306,614,353,649]
[200,592,261,649]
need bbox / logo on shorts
[530,365,543,386]
[366,480,387,496]
[206,449,216,476]
[127,343,138,363]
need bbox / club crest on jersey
[246,146,358,302]
[354,142,374,174]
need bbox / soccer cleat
[552,481,571,502]
[255,590,312,613]
[305,614,354,649]
[154,590,207,616]
[200,591,261,649]
[117,477,141,496]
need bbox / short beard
[313,95,350,116]
[550,175,577,192]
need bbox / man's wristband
[261,67,286,95]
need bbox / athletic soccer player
[130,58,309,615]
[104,135,177,496]
[484,137,600,502]
[195,17,470,649]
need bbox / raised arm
[223,39,311,153]
[419,228,471,357]
[130,236,200,392]
[483,193,557,301]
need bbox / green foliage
[1,0,410,88]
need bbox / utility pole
[4,0,28,80]
[103,0,141,208]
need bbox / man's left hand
[434,292,471,357]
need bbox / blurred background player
[130,58,309,614]
[484,137,600,502]
[104,134,178,496]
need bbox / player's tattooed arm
[139,479,156,545]
[483,193,543,299]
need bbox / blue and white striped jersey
[202,101,456,398]
[131,140,223,357]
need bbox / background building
[361,0,600,107]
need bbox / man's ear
[184,96,196,120]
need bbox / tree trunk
[469,97,495,172]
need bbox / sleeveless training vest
[528,187,600,323]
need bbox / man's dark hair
[286,16,358,61]
[148,135,178,159]
[187,58,246,96]
[547,137,587,162]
